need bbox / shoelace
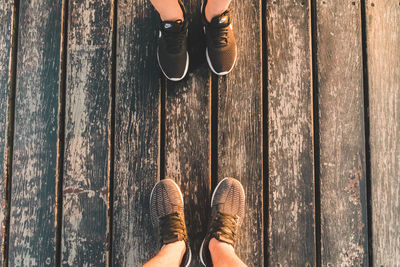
[209,211,239,244]
[160,212,187,244]
[163,20,186,54]
[210,27,229,47]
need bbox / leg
[205,0,232,22]
[209,238,247,267]
[143,241,186,267]
[199,178,246,266]
[146,179,192,266]
[150,0,183,21]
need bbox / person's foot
[199,177,246,266]
[201,0,237,75]
[150,179,192,267]
[157,0,189,81]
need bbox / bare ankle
[162,240,186,254]
[209,237,234,253]
[143,241,186,267]
[208,238,247,267]
[151,0,184,22]
[204,0,230,23]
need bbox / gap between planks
[55,0,69,265]
[2,0,20,266]
[106,0,119,266]
[261,0,269,265]
[360,0,373,264]
[309,0,322,266]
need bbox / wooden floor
[0,0,399,266]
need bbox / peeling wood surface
[366,1,400,265]
[111,0,160,265]
[316,0,369,265]
[1,0,400,265]
[0,1,13,265]
[266,1,315,265]
[165,0,211,264]
[217,0,263,265]
[165,73,210,266]
[61,0,111,265]
[7,0,61,265]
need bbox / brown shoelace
[209,211,239,245]
[160,211,187,244]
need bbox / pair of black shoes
[150,177,246,266]
[157,0,237,81]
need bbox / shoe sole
[199,177,245,266]
[150,179,191,267]
[185,246,192,267]
[199,238,207,266]
[206,46,237,76]
[157,48,189,82]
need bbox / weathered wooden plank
[0,1,14,264]
[111,0,160,265]
[217,0,263,265]
[61,0,111,265]
[366,0,400,265]
[316,0,368,265]
[266,1,315,265]
[165,1,211,265]
[7,0,62,265]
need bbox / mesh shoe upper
[200,177,246,266]
[202,1,237,75]
[150,179,191,267]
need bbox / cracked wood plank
[165,0,211,265]
[366,0,400,265]
[61,0,112,265]
[217,0,263,265]
[316,0,368,265]
[111,0,160,265]
[266,0,315,265]
[8,0,62,265]
[0,1,14,265]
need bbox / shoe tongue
[162,19,184,33]
[210,12,230,27]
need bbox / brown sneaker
[199,177,245,266]
[201,0,237,75]
[150,179,192,266]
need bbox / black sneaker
[201,1,237,75]
[150,179,192,267]
[157,0,189,81]
[199,177,245,266]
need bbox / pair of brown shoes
[150,177,245,267]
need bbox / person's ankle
[160,12,184,22]
[163,240,186,252]
[160,240,186,261]
[209,237,234,254]
[204,4,227,23]
[204,1,228,23]
[158,0,184,21]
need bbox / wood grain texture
[111,0,160,265]
[366,0,400,265]
[61,0,111,265]
[165,1,211,264]
[316,0,368,265]
[0,1,13,264]
[266,1,315,265]
[217,0,263,265]
[7,0,61,265]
